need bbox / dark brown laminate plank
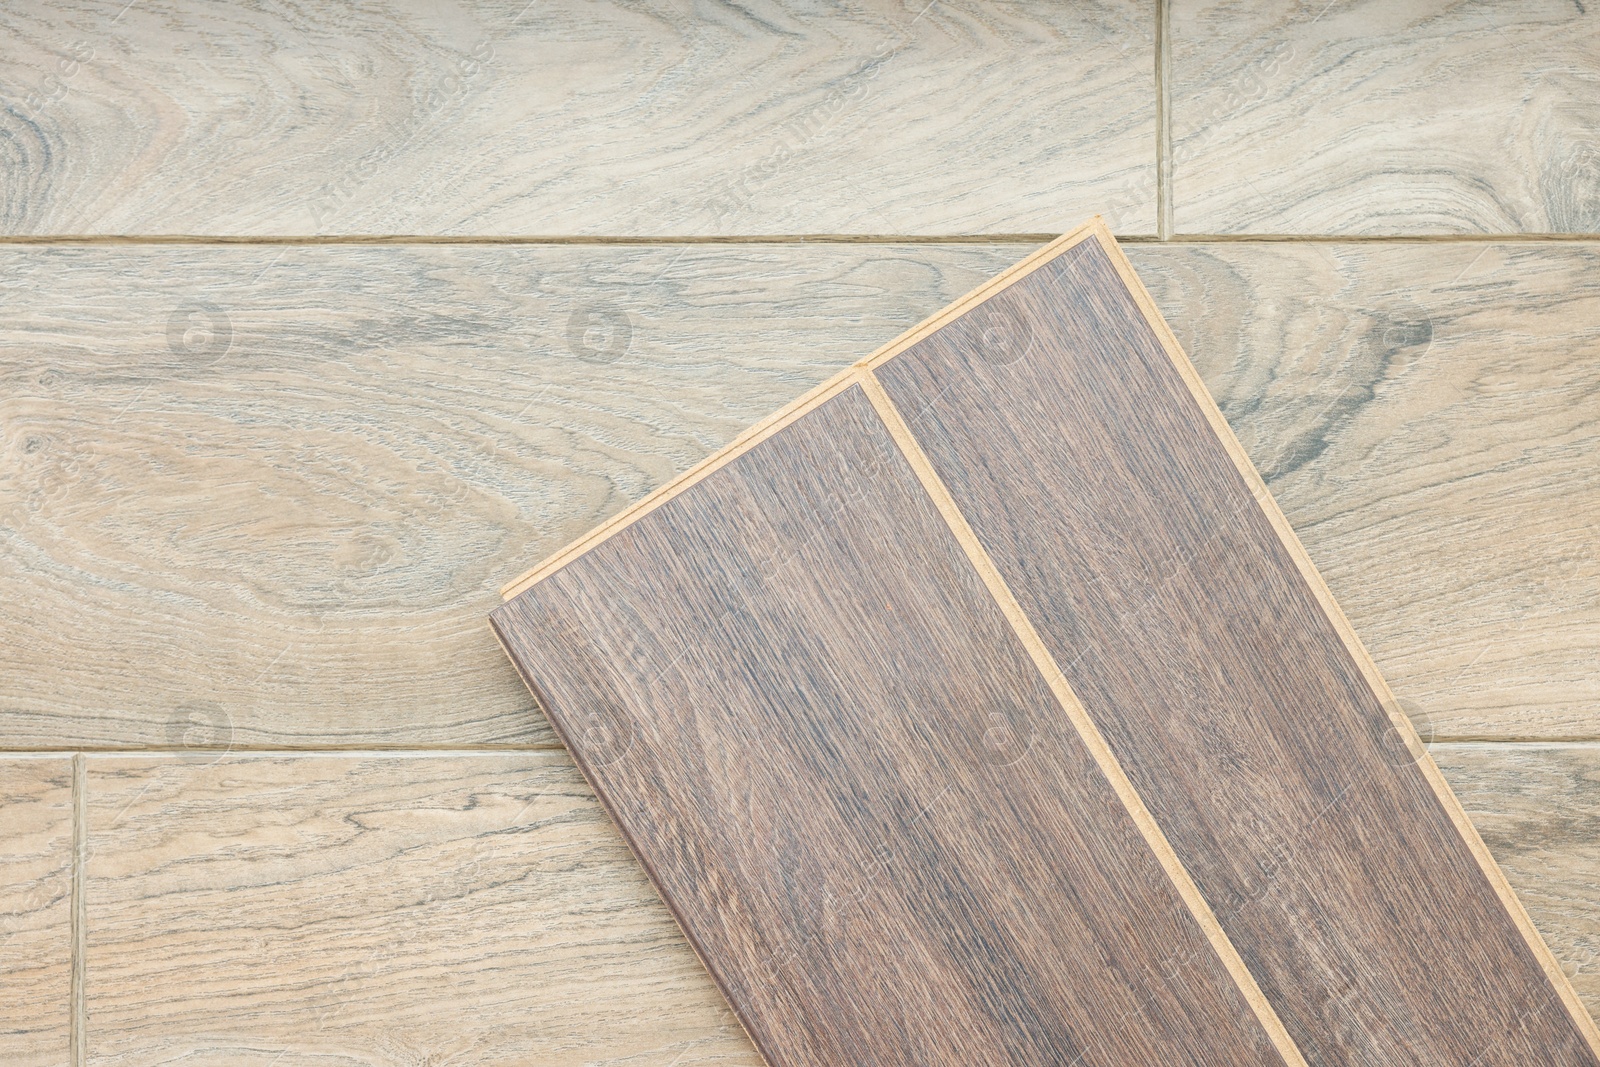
[872,230,1600,1064]
[492,383,1288,1067]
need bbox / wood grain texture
[1128,241,1600,742]
[0,0,1153,236]
[0,758,73,1067]
[5,242,1594,753]
[493,384,1291,1067]
[872,232,1600,1063]
[0,243,1022,750]
[1168,0,1600,235]
[83,752,757,1067]
[1433,744,1600,1020]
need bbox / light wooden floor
[2,2,1598,1064]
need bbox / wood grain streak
[1434,744,1600,1019]
[859,370,1306,1066]
[494,386,1290,1066]
[1169,0,1600,234]
[0,243,1022,749]
[64,746,1600,1064]
[4,243,1595,752]
[872,233,1599,1063]
[0,0,1154,236]
[0,758,73,1067]
[1128,242,1600,742]
[83,753,758,1067]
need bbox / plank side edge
[498,219,1103,600]
[1086,219,1600,1054]
[486,612,773,1062]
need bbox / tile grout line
[1155,0,1173,241]
[857,370,1309,1067]
[70,752,86,1067]
[500,221,1105,600]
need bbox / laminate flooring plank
[0,243,1022,750]
[1433,743,1600,1020]
[0,0,1154,236]
[1168,0,1600,234]
[1127,242,1600,744]
[492,383,1291,1067]
[871,230,1600,1063]
[7,242,1594,752]
[83,752,758,1067]
[0,757,74,1067]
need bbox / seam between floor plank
[1156,0,1172,241]
[70,752,86,1067]
[1086,219,1600,1056]
[857,371,1309,1067]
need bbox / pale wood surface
[5,243,1597,749]
[0,757,74,1067]
[71,748,1600,1063]
[1169,0,1600,235]
[83,753,759,1067]
[0,244,1020,750]
[0,0,1154,236]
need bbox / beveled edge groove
[70,752,85,1067]
[858,373,1308,1067]
[1085,218,1600,1055]
[500,219,1103,599]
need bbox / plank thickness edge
[858,372,1308,1067]
[485,618,765,1060]
[499,219,1103,600]
[1082,219,1600,1054]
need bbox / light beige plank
[74,748,1600,1062]
[6,243,1595,749]
[0,243,1025,749]
[1433,743,1600,1018]
[84,753,758,1066]
[1169,0,1600,234]
[1130,242,1600,741]
[0,757,74,1067]
[0,0,1154,236]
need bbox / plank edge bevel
[858,371,1309,1067]
[485,612,772,1064]
[1086,220,1600,1055]
[498,219,1104,600]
